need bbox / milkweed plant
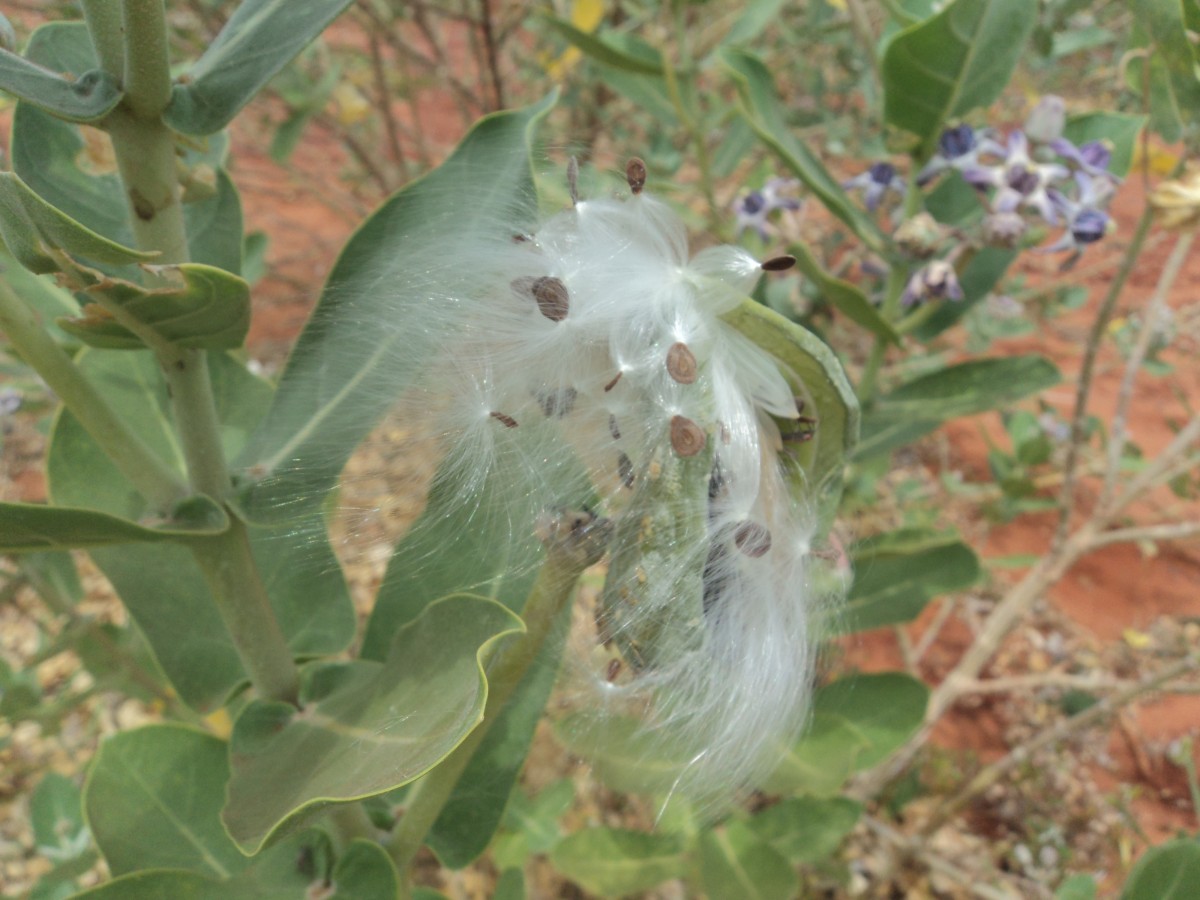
[1,1,1194,898]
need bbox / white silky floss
[409,162,834,803]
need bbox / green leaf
[1061,112,1146,179]
[881,0,1038,158]
[32,773,90,869]
[222,595,524,854]
[541,18,664,74]
[0,244,81,345]
[724,0,790,45]
[746,795,862,864]
[494,868,526,900]
[17,551,83,607]
[721,47,887,251]
[764,673,929,795]
[857,354,1060,456]
[697,824,799,900]
[57,264,251,350]
[48,350,354,710]
[1130,0,1200,132]
[1121,839,1200,899]
[1056,873,1098,900]
[553,713,693,796]
[84,725,245,877]
[13,24,245,275]
[164,0,357,135]
[790,241,900,344]
[0,171,155,274]
[549,828,688,897]
[840,539,981,632]
[721,298,860,530]
[0,46,120,122]
[235,95,555,521]
[0,496,229,552]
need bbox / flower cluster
[732,177,802,240]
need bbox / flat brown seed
[537,387,578,418]
[666,342,698,384]
[734,521,772,558]
[606,658,622,682]
[609,414,621,440]
[604,371,622,392]
[532,276,569,321]
[761,254,797,272]
[626,157,647,195]
[489,411,518,428]
[669,415,706,457]
[617,451,635,488]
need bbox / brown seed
[669,415,706,457]
[666,342,698,384]
[606,658,622,682]
[734,521,772,558]
[609,414,621,440]
[489,411,518,428]
[626,157,647,195]
[567,156,580,205]
[532,276,570,321]
[537,387,577,418]
[617,451,635,488]
[604,371,622,392]
[761,254,797,272]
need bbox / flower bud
[1024,95,1066,144]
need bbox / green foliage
[0,45,120,122]
[1121,839,1200,898]
[549,829,690,897]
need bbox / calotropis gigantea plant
[0,3,857,897]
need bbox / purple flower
[918,124,1006,185]
[900,260,964,307]
[842,162,906,212]
[733,178,801,239]
[1051,137,1119,182]
[1042,173,1114,255]
[986,131,1069,224]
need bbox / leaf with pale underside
[0,496,228,553]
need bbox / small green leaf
[746,795,862,864]
[165,0,357,135]
[553,713,692,796]
[871,355,1061,421]
[0,496,228,552]
[1061,112,1146,179]
[724,0,790,45]
[32,773,90,869]
[764,673,929,795]
[0,171,155,274]
[84,725,245,877]
[222,595,524,854]
[236,95,555,521]
[840,538,981,632]
[541,18,664,75]
[0,244,81,345]
[721,47,887,251]
[0,45,120,122]
[882,0,1038,159]
[790,241,900,344]
[1121,839,1200,899]
[697,824,799,900]
[494,868,526,900]
[57,264,251,350]
[549,828,688,897]
[17,551,82,607]
[1055,874,1098,900]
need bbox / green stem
[0,280,185,513]
[121,0,173,119]
[80,0,124,76]
[388,516,608,894]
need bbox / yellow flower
[1149,165,1200,231]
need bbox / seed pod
[761,255,796,272]
[734,521,772,558]
[666,342,698,384]
[626,157,647,195]
[670,415,706,457]
[532,276,570,321]
[489,411,518,428]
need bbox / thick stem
[0,280,185,513]
[388,512,609,894]
[81,0,125,76]
[121,0,173,119]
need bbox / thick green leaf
[1056,874,1098,900]
[32,773,90,869]
[1061,113,1146,180]
[764,673,929,795]
[721,298,860,529]
[882,0,1038,158]
[790,241,900,344]
[840,539,981,632]
[858,354,1061,457]
[0,245,81,345]
[222,595,523,854]
[0,171,155,274]
[542,18,664,74]
[235,95,555,521]
[58,264,251,350]
[722,47,887,251]
[13,24,244,275]
[165,0,356,135]
[0,45,120,122]
[746,795,862,864]
[0,496,228,552]
[1121,839,1200,899]
[84,725,244,877]
[48,350,353,711]
[549,828,688,897]
[698,824,799,900]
